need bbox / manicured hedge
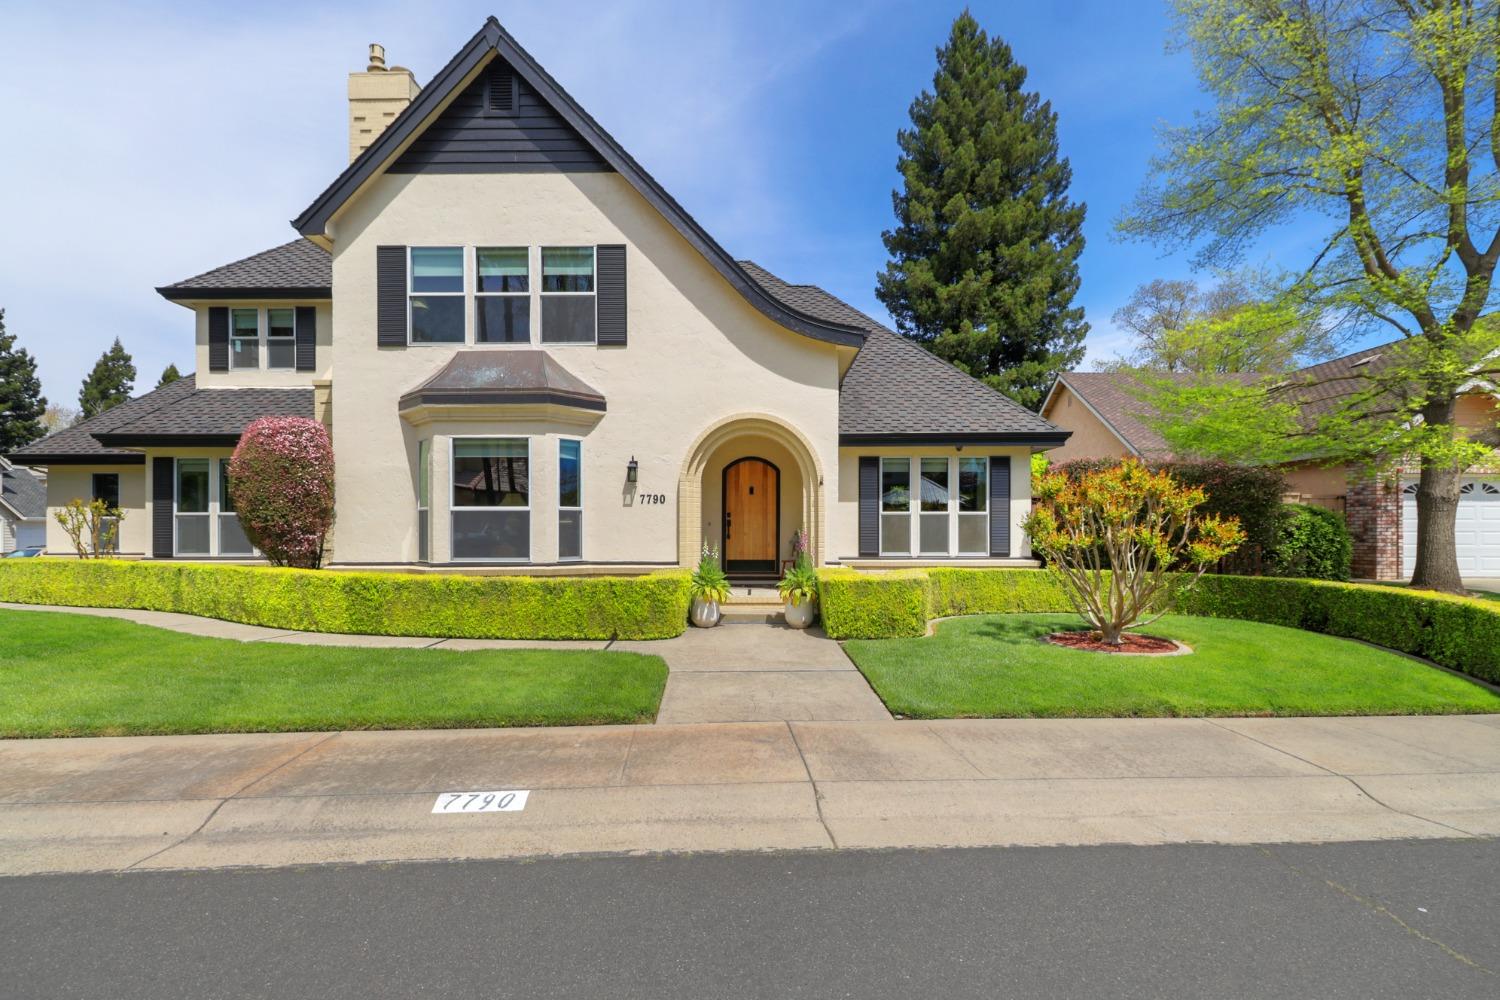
[819,567,1500,684]
[0,560,692,640]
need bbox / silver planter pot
[783,598,817,630]
[690,597,722,628]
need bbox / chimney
[347,43,421,163]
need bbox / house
[5,19,1070,575]
[0,458,46,553]
[1041,347,1500,580]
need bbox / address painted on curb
[432,790,530,814]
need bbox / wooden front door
[723,458,779,571]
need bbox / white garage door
[1402,479,1500,576]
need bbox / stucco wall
[192,302,333,388]
[832,445,1033,560]
[325,170,849,565]
[1040,384,1133,464]
[43,466,147,556]
[1282,461,1351,498]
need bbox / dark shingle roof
[156,239,331,301]
[0,464,46,519]
[92,382,315,446]
[399,351,605,412]
[738,262,1068,443]
[5,377,201,464]
[1047,371,1190,457]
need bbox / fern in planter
[690,543,730,603]
[778,559,820,606]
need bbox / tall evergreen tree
[156,363,182,389]
[877,11,1087,410]
[78,338,135,419]
[0,309,48,451]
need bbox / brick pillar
[1346,476,1402,580]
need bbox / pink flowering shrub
[227,417,336,569]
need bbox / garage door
[1401,479,1500,576]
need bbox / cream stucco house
[8,19,1070,576]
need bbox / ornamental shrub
[228,417,335,568]
[1267,503,1352,581]
[0,560,692,640]
[817,569,929,638]
[1025,460,1245,645]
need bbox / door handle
[725,512,732,540]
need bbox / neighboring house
[0,458,47,553]
[5,19,1069,574]
[1041,346,1500,580]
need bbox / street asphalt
[3,838,1495,999]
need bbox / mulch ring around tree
[1043,631,1192,656]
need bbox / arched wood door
[723,457,779,573]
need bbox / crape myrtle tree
[0,309,48,451]
[227,417,335,569]
[877,10,1088,410]
[1120,0,1500,594]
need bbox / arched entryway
[678,414,825,570]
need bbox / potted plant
[689,542,730,628]
[778,556,819,629]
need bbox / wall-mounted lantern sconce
[626,457,639,484]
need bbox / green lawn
[843,613,1500,719]
[0,609,668,737]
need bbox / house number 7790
[638,493,668,505]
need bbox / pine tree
[78,338,136,419]
[156,363,182,389]
[0,309,48,451]
[876,10,1087,410]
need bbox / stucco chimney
[347,43,421,163]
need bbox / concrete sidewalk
[2,714,1496,876]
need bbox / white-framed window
[559,437,582,561]
[476,247,531,343]
[417,438,431,563]
[540,246,596,344]
[450,437,530,561]
[175,458,254,557]
[229,308,260,369]
[266,308,296,370]
[409,246,466,344]
[879,457,994,557]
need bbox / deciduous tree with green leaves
[0,309,48,452]
[877,10,1087,410]
[78,338,135,419]
[1120,0,1500,594]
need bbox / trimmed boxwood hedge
[0,560,692,641]
[819,567,1500,685]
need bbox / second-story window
[540,247,595,344]
[230,309,259,369]
[476,247,530,343]
[410,247,465,344]
[267,308,296,369]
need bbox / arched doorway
[722,457,779,573]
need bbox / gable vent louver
[487,69,515,113]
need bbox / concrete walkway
[1,715,1496,876]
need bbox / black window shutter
[207,307,229,372]
[596,244,627,346]
[989,456,1012,556]
[376,246,407,347]
[858,456,879,557]
[152,457,174,558]
[294,306,316,372]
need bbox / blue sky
[3,0,1285,408]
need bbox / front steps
[721,586,784,624]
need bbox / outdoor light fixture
[626,457,639,484]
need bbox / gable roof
[157,239,331,301]
[291,17,865,348]
[0,464,46,521]
[1043,372,1189,457]
[740,262,1069,445]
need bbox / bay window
[410,247,465,344]
[540,247,595,343]
[451,437,529,561]
[230,309,259,369]
[878,457,997,558]
[477,247,530,343]
[417,439,431,562]
[559,438,582,560]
